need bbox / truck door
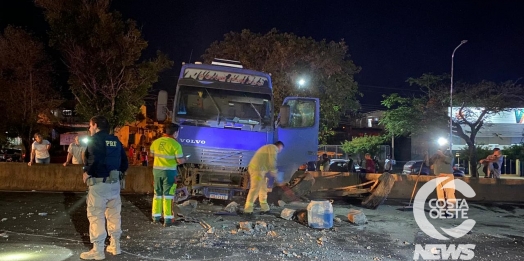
[276,97,320,182]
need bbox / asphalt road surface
[1,192,523,261]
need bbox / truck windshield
[176,85,272,128]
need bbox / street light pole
[449,40,468,154]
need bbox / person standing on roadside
[149,123,185,227]
[28,133,51,166]
[63,135,86,166]
[384,155,392,173]
[140,145,149,166]
[362,153,376,173]
[128,144,135,165]
[429,148,455,211]
[81,115,128,260]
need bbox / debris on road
[347,209,367,225]
[1,218,7,222]
[238,221,253,231]
[254,221,268,231]
[38,213,47,216]
[176,200,198,216]
[224,201,239,213]
[199,220,212,230]
[277,200,286,207]
[280,208,296,220]
[293,209,308,225]
[248,247,259,253]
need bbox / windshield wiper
[244,94,263,126]
[205,88,221,124]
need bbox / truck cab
[157,59,319,200]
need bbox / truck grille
[189,147,255,168]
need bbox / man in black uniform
[81,115,128,260]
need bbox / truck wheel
[361,172,395,209]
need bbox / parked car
[452,164,466,177]
[328,159,361,173]
[0,148,24,162]
[403,160,431,175]
[403,160,466,177]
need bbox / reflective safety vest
[150,136,183,170]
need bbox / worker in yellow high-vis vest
[243,141,285,219]
[149,123,185,227]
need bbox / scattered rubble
[238,221,252,231]
[267,231,277,237]
[224,202,239,213]
[177,200,198,216]
[1,218,7,222]
[254,221,267,231]
[280,208,296,220]
[347,209,367,225]
[38,213,47,216]
[247,247,259,253]
[277,200,286,207]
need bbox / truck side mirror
[156,90,168,121]
[279,105,290,128]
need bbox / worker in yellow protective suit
[149,123,186,227]
[243,141,285,219]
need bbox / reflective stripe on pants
[87,181,121,243]
[244,170,270,213]
[152,169,177,219]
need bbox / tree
[35,0,172,129]
[202,29,361,143]
[381,73,522,177]
[458,145,492,163]
[341,135,385,162]
[0,26,60,157]
[503,143,524,160]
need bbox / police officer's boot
[80,241,105,260]
[106,236,121,255]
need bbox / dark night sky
[1,0,523,111]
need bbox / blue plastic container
[307,200,334,229]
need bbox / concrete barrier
[367,173,524,203]
[309,171,524,203]
[2,164,523,203]
[0,163,154,193]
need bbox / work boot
[106,237,121,255]
[152,217,161,224]
[80,241,105,260]
[163,218,174,227]
[242,212,255,220]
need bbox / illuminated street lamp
[450,40,468,153]
[438,137,448,147]
[298,78,306,87]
